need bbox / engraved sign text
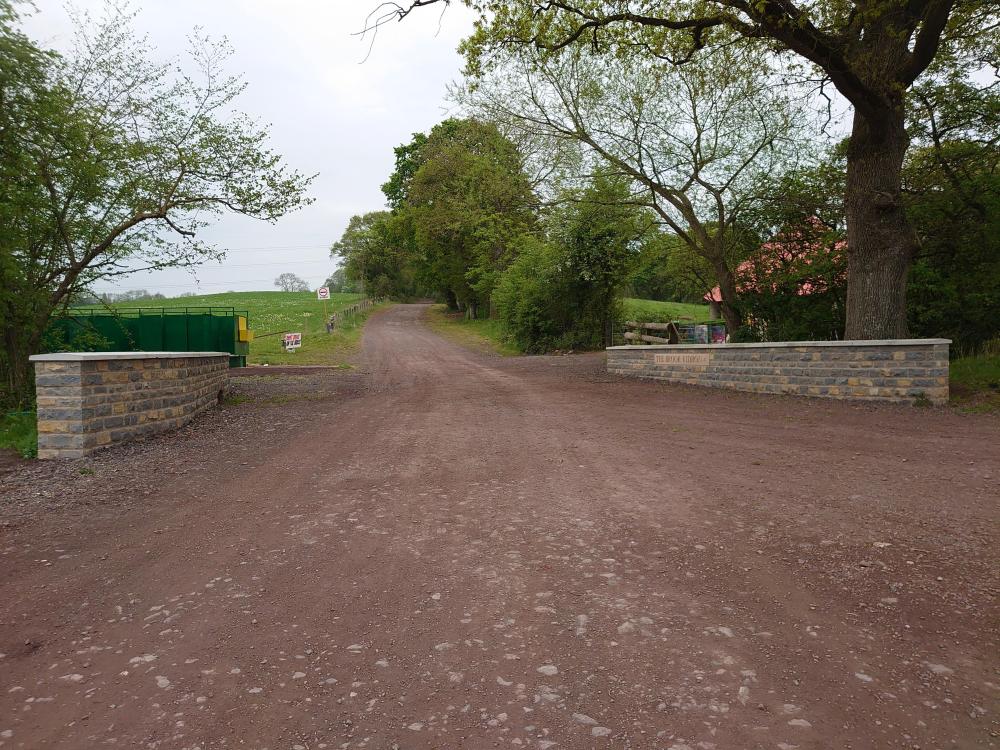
[654,352,710,366]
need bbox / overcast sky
[23,1,476,295]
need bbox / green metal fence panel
[138,315,164,350]
[48,306,251,367]
[163,314,188,351]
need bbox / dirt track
[1,303,998,749]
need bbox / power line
[91,277,327,290]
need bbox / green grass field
[86,291,377,366]
[623,298,710,321]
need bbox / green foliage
[449,0,1000,340]
[903,75,1000,350]
[495,172,646,351]
[381,131,427,211]
[323,268,361,294]
[949,342,1000,413]
[0,411,37,459]
[493,236,569,352]
[629,233,707,303]
[0,4,313,408]
[336,119,537,312]
[331,211,424,300]
[407,118,538,313]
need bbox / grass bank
[0,411,37,458]
[425,305,521,356]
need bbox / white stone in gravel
[407,723,424,731]
[434,642,454,652]
[737,686,750,705]
[375,659,389,668]
[855,672,874,682]
[788,719,812,728]
[572,712,597,725]
[617,621,635,634]
[538,742,557,750]
[431,593,441,600]
[60,674,84,683]
[1,730,12,739]
[497,676,513,686]
[248,687,262,694]
[537,665,559,676]
[923,662,954,675]
[129,654,156,665]
[292,672,306,679]
[155,676,171,689]
[591,726,612,737]
[347,644,364,652]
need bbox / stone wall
[607,339,950,404]
[30,352,230,459]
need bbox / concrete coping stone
[30,351,231,362]
[607,338,950,351]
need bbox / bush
[494,236,624,352]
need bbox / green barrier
[47,307,250,368]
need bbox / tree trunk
[844,107,917,339]
[712,260,741,334]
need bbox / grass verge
[0,411,37,458]
[950,351,1000,413]
[425,305,521,356]
[251,302,390,366]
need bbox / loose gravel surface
[0,303,997,750]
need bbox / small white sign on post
[316,286,330,300]
[282,332,302,351]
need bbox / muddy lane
[0,303,997,749]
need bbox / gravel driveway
[0,303,997,749]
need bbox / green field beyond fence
[80,291,371,366]
[623,298,710,321]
